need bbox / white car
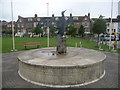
[115,36,119,41]
[104,35,115,41]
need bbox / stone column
[56,35,66,54]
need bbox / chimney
[52,14,54,17]
[70,13,72,17]
[117,15,120,21]
[35,14,37,18]
[18,15,21,19]
[88,13,90,18]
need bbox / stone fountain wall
[18,57,105,87]
[18,47,106,87]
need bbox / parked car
[100,35,118,41]
[100,35,105,41]
[75,35,81,38]
[104,35,115,41]
[115,36,119,41]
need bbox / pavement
[0,53,2,90]
[2,50,119,88]
[118,41,120,48]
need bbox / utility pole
[11,0,17,51]
[47,3,49,47]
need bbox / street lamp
[11,0,17,51]
[109,0,113,50]
[47,3,49,48]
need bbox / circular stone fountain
[18,47,106,88]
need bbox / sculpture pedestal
[56,35,66,54]
[18,47,106,88]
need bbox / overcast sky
[0,0,119,21]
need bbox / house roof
[105,18,118,22]
[17,15,90,23]
[92,18,118,22]
[117,15,120,22]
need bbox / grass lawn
[1,37,116,53]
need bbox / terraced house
[15,13,91,37]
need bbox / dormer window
[19,19,22,22]
[84,17,87,20]
[37,18,40,21]
[65,17,68,20]
[73,17,78,20]
[28,18,32,21]
[55,17,59,21]
[7,24,11,27]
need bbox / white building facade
[106,19,118,36]
[106,22,118,35]
[118,1,120,36]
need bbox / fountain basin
[18,47,106,87]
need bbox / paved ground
[2,50,119,88]
[0,53,2,89]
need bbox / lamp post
[109,0,113,50]
[11,0,17,51]
[47,3,49,47]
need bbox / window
[85,23,87,26]
[37,18,40,21]
[84,17,87,20]
[21,24,24,28]
[28,18,32,21]
[29,23,32,28]
[65,17,68,20]
[17,24,20,28]
[52,22,55,25]
[7,24,11,27]
[19,19,22,22]
[73,17,78,20]
[55,17,59,21]
[34,23,36,27]
[85,28,88,32]
[77,23,80,25]
[34,22,38,27]
[54,24,57,27]
[26,23,29,28]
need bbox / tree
[78,25,85,37]
[92,18,106,47]
[66,25,77,37]
[6,29,12,34]
[50,26,57,37]
[32,27,43,36]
